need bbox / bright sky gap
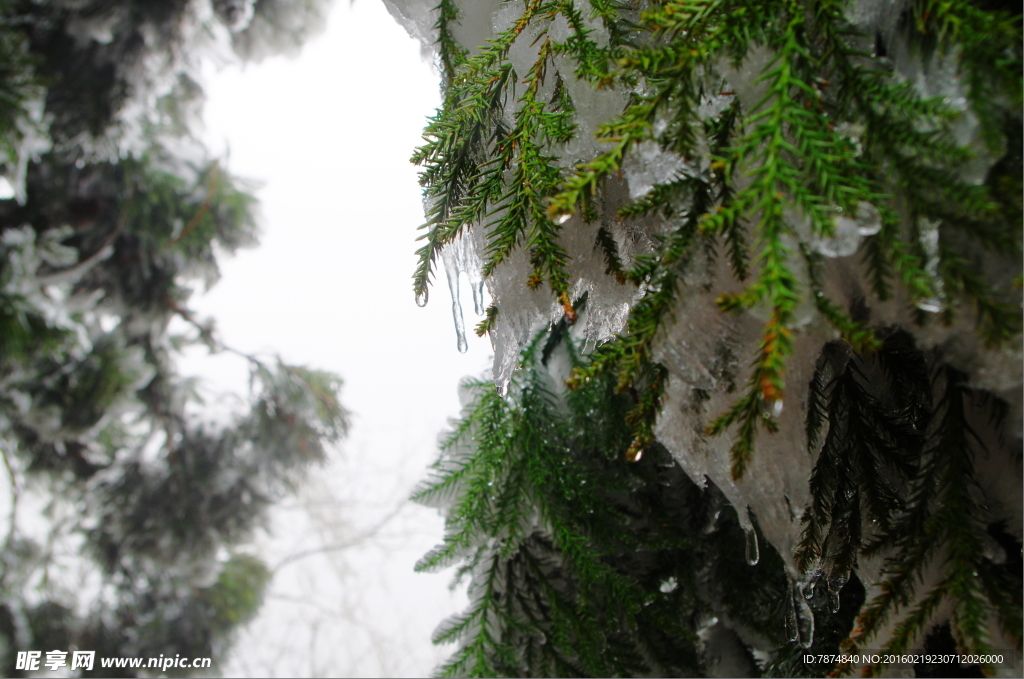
[186,0,488,674]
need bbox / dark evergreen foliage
[416,322,873,677]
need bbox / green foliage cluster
[202,554,273,631]
[417,321,1020,677]
[413,0,1021,479]
[415,321,874,677]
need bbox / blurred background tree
[0,0,344,675]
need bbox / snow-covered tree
[393,0,1022,675]
[0,0,344,674]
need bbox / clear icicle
[784,581,799,643]
[461,233,486,317]
[743,527,760,566]
[916,217,945,313]
[454,314,468,352]
[441,235,471,353]
[796,587,815,648]
[826,568,850,614]
[471,279,486,316]
[785,578,815,647]
[739,508,759,565]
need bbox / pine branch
[836,367,1018,676]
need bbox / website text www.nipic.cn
[16,650,212,672]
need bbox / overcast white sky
[182,0,490,674]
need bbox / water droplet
[814,213,861,258]
[556,213,572,225]
[802,580,816,600]
[916,298,943,313]
[770,399,784,418]
[744,528,760,566]
[415,289,428,307]
[854,201,881,236]
[827,569,850,593]
[659,576,678,593]
[632,449,643,462]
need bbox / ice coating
[485,243,561,392]
[505,2,543,81]
[622,140,691,200]
[380,0,439,56]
